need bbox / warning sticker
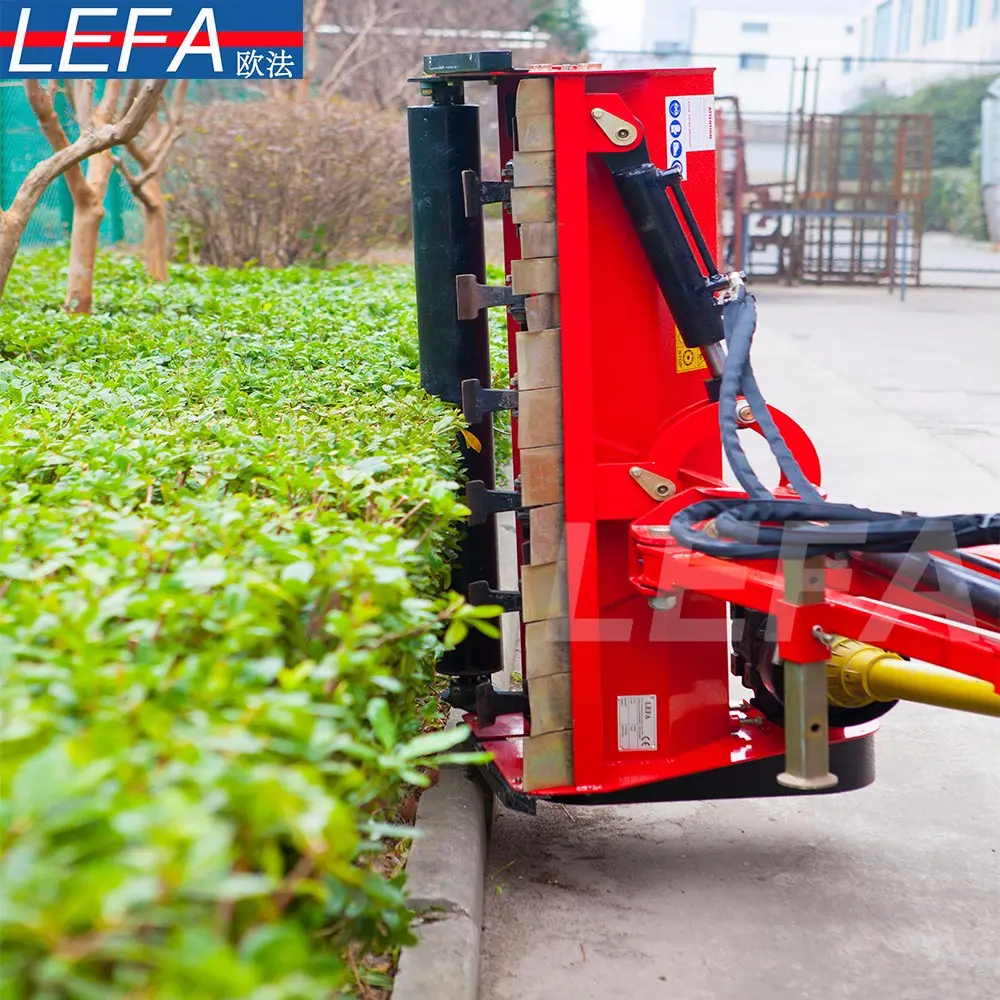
[666,94,715,180]
[618,695,657,752]
[675,327,708,373]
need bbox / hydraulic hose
[855,552,1000,629]
[720,292,823,503]
[670,289,1000,566]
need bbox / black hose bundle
[669,288,1000,565]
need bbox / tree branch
[126,137,153,170]
[15,80,169,221]
[95,79,123,121]
[24,80,91,204]
[113,155,155,210]
[74,80,95,127]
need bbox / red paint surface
[469,66,998,803]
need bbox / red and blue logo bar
[0,2,304,79]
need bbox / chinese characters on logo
[236,48,296,79]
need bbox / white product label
[666,94,715,179]
[617,695,657,752]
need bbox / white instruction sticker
[666,94,715,179]
[618,695,657,752]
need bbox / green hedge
[0,253,498,998]
[925,165,989,241]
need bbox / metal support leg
[779,556,837,790]
[777,660,839,791]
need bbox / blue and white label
[665,94,715,180]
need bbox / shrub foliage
[0,253,496,997]
[168,99,412,268]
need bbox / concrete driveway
[480,284,1000,1000]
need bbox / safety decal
[666,94,715,180]
[676,327,708,373]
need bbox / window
[898,0,914,50]
[860,15,869,55]
[843,55,854,73]
[923,0,949,42]
[873,1,893,59]
[652,39,683,55]
[846,23,856,33]
[741,21,769,33]
[957,0,979,27]
[738,52,768,70]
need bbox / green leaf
[443,619,468,648]
[400,726,468,760]
[468,603,504,618]
[367,697,396,749]
[281,560,315,585]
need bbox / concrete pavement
[479,284,1000,1000]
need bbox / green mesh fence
[0,80,255,249]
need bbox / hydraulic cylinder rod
[826,636,1000,718]
[602,148,726,373]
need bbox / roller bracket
[466,479,522,526]
[468,580,522,613]
[455,273,527,323]
[461,378,518,424]
[462,166,513,217]
[475,681,530,727]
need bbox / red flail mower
[406,52,1000,812]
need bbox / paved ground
[480,284,1000,1000]
[922,232,1000,290]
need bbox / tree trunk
[0,211,29,300]
[64,199,105,314]
[141,175,170,282]
[64,150,114,315]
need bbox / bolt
[812,625,835,647]
[736,402,755,425]
[629,466,643,479]
[616,127,631,140]
[592,108,605,119]
[649,595,677,611]
[655,484,670,497]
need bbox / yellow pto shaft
[825,636,1000,718]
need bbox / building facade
[592,1,863,113]
[853,0,1000,96]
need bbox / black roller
[408,80,501,700]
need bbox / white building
[853,0,1000,98]
[590,1,864,113]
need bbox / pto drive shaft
[824,635,1000,718]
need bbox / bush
[852,74,993,170]
[925,165,989,239]
[168,100,412,268]
[0,252,497,998]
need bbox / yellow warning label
[675,327,708,374]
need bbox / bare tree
[0,79,167,305]
[307,0,558,109]
[115,82,190,282]
[299,0,329,100]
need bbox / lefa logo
[0,3,304,79]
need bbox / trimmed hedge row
[0,253,497,998]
